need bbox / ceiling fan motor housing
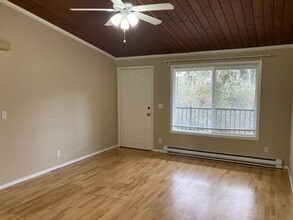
[113,2,133,12]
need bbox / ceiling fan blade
[70,8,117,12]
[136,13,162,25]
[105,18,113,26]
[111,0,123,5]
[133,3,174,12]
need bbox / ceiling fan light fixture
[127,13,139,27]
[120,17,130,30]
[110,13,122,26]
[71,2,175,42]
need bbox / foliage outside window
[171,61,261,139]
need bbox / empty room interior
[1,0,293,219]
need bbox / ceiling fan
[70,0,174,43]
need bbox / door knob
[147,113,151,116]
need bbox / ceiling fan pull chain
[123,30,127,43]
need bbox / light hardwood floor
[0,148,292,220]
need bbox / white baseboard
[152,148,166,154]
[0,145,119,191]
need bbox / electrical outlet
[158,138,163,144]
[56,149,61,158]
[264,147,269,153]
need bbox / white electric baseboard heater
[163,146,283,168]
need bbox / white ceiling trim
[0,0,115,59]
[115,44,293,61]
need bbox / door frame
[117,66,154,150]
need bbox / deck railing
[173,107,256,135]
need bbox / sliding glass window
[171,61,261,139]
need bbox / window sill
[170,129,259,141]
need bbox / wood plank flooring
[0,148,292,220]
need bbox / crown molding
[0,0,115,59]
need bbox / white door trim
[117,66,154,150]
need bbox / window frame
[170,60,262,140]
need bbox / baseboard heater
[164,146,283,168]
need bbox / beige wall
[0,4,117,185]
[1,1,293,188]
[116,48,293,166]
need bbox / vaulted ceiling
[7,0,293,57]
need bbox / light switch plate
[1,111,7,119]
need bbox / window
[171,61,261,139]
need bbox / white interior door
[118,67,153,150]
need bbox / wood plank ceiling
[7,0,293,57]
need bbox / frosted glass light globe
[111,13,122,26]
[120,18,130,30]
[127,13,139,27]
